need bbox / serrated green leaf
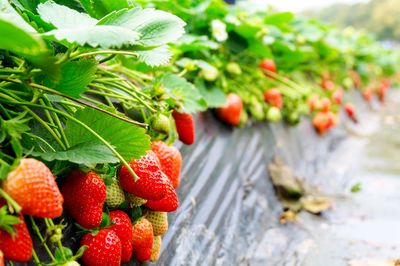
[37,1,97,29]
[49,59,98,98]
[0,0,36,32]
[43,25,139,48]
[98,7,186,46]
[137,45,172,67]
[100,0,131,14]
[64,108,150,161]
[158,73,207,113]
[195,78,226,108]
[32,141,118,165]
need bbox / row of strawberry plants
[0,0,398,265]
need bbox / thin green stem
[30,216,56,262]
[0,188,22,213]
[70,50,139,60]
[32,249,41,266]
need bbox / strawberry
[0,215,32,262]
[4,158,63,218]
[151,141,182,189]
[321,79,335,91]
[144,210,168,236]
[320,97,331,112]
[119,151,168,201]
[216,93,243,126]
[0,251,3,266]
[266,107,282,122]
[259,59,277,77]
[81,229,121,266]
[362,87,373,102]
[344,103,358,123]
[144,181,179,212]
[126,194,147,207]
[172,111,195,145]
[332,89,343,105]
[62,171,106,229]
[263,88,283,109]
[308,94,321,112]
[132,217,154,262]
[109,210,133,262]
[150,235,162,262]
[312,112,333,135]
[106,178,126,208]
[151,113,171,135]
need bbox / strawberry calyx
[0,188,21,214]
[0,206,21,236]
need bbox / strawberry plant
[0,0,399,264]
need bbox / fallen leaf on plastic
[301,196,333,214]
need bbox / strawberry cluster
[0,140,182,265]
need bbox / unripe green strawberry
[144,210,168,236]
[151,114,171,135]
[200,66,219,81]
[126,193,147,207]
[267,107,282,122]
[150,235,162,262]
[226,62,242,75]
[106,178,126,208]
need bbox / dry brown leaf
[301,196,333,214]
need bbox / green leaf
[248,39,272,58]
[37,1,97,29]
[48,59,98,98]
[175,34,219,52]
[264,12,294,26]
[195,78,226,108]
[54,247,73,262]
[0,0,36,32]
[136,46,172,67]
[43,25,139,48]
[158,73,207,113]
[37,2,140,48]
[100,0,131,14]
[98,7,186,46]
[64,108,150,161]
[0,18,52,68]
[31,141,118,165]
[0,207,21,235]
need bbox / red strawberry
[4,158,63,218]
[109,210,133,262]
[321,80,335,91]
[145,181,179,212]
[151,141,182,189]
[172,111,195,145]
[62,171,106,229]
[313,112,332,135]
[378,81,388,103]
[344,103,358,123]
[132,217,154,262]
[263,88,283,109]
[320,97,331,112]
[0,215,32,262]
[81,229,121,266]
[332,89,343,105]
[259,59,277,77]
[119,151,168,201]
[216,93,243,126]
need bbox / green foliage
[64,108,151,161]
[157,73,207,113]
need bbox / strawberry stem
[32,249,41,265]
[0,188,21,213]
[29,216,57,262]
